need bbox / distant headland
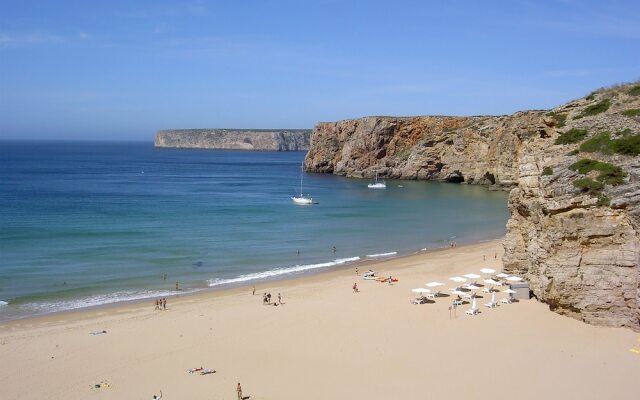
[154,129,311,151]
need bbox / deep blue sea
[0,141,509,320]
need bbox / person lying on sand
[152,390,162,399]
[200,369,216,375]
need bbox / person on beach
[252,286,255,296]
[162,298,166,310]
[277,293,281,304]
[356,267,359,275]
[237,382,243,400]
[155,299,160,310]
[483,255,486,261]
[495,252,497,260]
[163,274,167,281]
[332,245,336,253]
[175,281,179,291]
[263,293,267,304]
[388,276,393,285]
[267,293,271,303]
[353,282,359,293]
[152,389,162,399]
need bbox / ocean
[0,141,509,320]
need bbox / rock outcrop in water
[306,82,640,330]
[155,129,311,151]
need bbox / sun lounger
[452,299,464,306]
[482,287,493,293]
[500,298,512,304]
[465,308,479,316]
[484,302,498,308]
[425,292,438,299]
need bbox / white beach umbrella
[463,273,481,279]
[425,281,444,288]
[466,284,481,290]
[506,276,523,282]
[452,290,466,297]
[496,272,510,278]
[480,268,496,274]
[449,276,467,283]
[412,288,431,294]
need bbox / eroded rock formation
[155,129,310,151]
[306,83,640,330]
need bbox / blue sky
[0,0,638,140]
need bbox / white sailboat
[367,171,386,189]
[292,161,314,205]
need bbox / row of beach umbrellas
[412,269,522,303]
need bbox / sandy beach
[1,239,638,400]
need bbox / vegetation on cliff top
[556,128,588,145]
[628,85,640,96]
[576,99,611,118]
[546,111,567,128]
[622,109,640,117]
[578,129,640,156]
[569,159,627,186]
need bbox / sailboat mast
[300,161,304,196]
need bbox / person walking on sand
[353,282,358,293]
[162,298,166,310]
[277,293,282,304]
[152,389,162,399]
[356,267,359,275]
[252,286,255,296]
[154,299,160,310]
[267,292,271,304]
[237,382,243,400]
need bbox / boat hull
[291,196,313,205]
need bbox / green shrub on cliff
[546,111,567,128]
[628,85,640,96]
[579,132,613,154]
[622,109,640,117]
[597,195,611,206]
[542,166,553,176]
[579,99,611,117]
[569,159,627,185]
[555,128,588,145]
[573,177,604,193]
[612,134,640,156]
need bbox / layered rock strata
[155,129,311,151]
[306,83,640,330]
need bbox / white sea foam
[0,300,8,307]
[207,256,361,287]
[18,289,198,314]
[365,252,397,258]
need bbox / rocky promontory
[155,129,311,151]
[306,82,640,330]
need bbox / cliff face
[155,129,310,151]
[307,113,553,187]
[306,83,640,330]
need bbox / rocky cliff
[155,129,311,151]
[306,82,640,330]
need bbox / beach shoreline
[1,238,637,400]
[0,235,502,324]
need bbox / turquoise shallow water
[0,141,509,320]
